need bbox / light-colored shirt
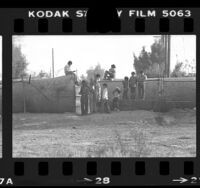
[137,74,147,85]
[95,81,101,101]
[64,64,72,75]
[102,88,108,100]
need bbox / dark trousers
[102,99,110,113]
[104,71,114,80]
[122,88,128,100]
[81,94,88,115]
[138,84,145,99]
[113,97,120,109]
[130,87,136,100]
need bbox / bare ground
[13,109,196,158]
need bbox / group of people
[122,71,147,100]
[79,68,147,116]
[64,61,147,115]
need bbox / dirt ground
[13,108,196,158]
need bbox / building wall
[13,76,75,113]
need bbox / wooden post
[164,35,171,77]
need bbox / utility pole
[163,35,171,77]
[52,48,55,78]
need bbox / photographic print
[12,35,196,157]
[0,36,1,158]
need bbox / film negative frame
[0,4,199,186]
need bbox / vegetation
[12,45,28,79]
[133,38,165,78]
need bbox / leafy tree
[12,45,28,79]
[86,63,105,81]
[171,61,186,77]
[36,70,51,79]
[133,38,165,78]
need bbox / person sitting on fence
[129,72,137,100]
[64,60,78,84]
[137,71,147,100]
[103,64,116,80]
[112,87,121,112]
[102,83,111,113]
[79,80,90,115]
[94,74,102,113]
[122,76,129,100]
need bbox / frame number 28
[95,177,110,184]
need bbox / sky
[12,35,196,79]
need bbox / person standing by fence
[122,76,129,100]
[102,83,110,113]
[94,74,102,112]
[89,78,95,114]
[129,72,137,100]
[112,87,121,111]
[137,71,147,100]
[79,80,90,115]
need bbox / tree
[80,74,87,81]
[12,45,28,79]
[133,38,165,78]
[86,63,105,81]
[32,70,51,79]
[171,61,186,77]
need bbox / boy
[112,87,121,111]
[64,60,78,85]
[94,74,102,112]
[129,72,137,100]
[122,76,129,100]
[102,83,110,113]
[137,71,147,100]
[89,78,95,113]
[103,64,116,80]
[79,80,90,115]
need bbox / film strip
[0,5,199,186]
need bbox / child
[122,76,129,100]
[129,72,137,100]
[103,64,116,80]
[112,87,121,111]
[79,80,90,115]
[64,60,78,85]
[137,71,147,100]
[102,83,110,113]
[94,74,102,112]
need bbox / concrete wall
[100,77,196,110]
[12,77,196,113]
[0,88,1,114]
[13,76,75,113]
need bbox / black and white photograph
[0,36,1,158]
[12,35,196,158]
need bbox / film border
[0,7,199,186]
